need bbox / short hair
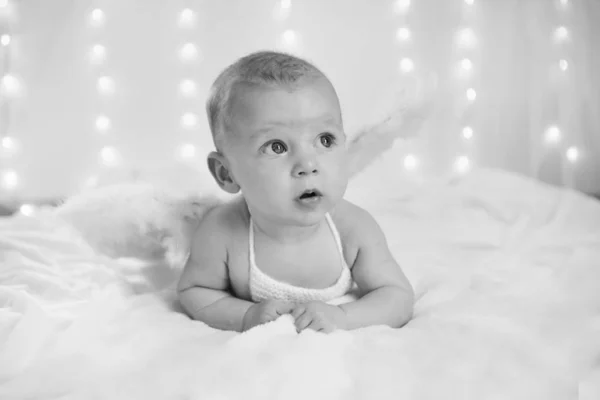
[206,50,329,150]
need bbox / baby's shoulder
[192,196,247,247]
[330,199,383,244]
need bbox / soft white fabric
[249,213,354,304]
[1,165,599,400]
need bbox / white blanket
[1,167,599,400]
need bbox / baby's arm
[338,203,415,329]
[177,206,253,332]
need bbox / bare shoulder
[330,199,384,242]
[177,197,246,292]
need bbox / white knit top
[248,213,354,303]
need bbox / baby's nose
[292,158,319,177]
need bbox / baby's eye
[319,133,337,148]
[262,140,287,155]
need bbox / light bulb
[179,8,195,27]
[180,144,196,159]
[465,0,474,4]
[1,169,18,189]
[553,26,569,43]
[1,136,15,150]
[97,76,115,95]
[181,113,198,128]
[180,43,198,61]
[179,79,197,96]
[566,146,579,162]
[461,58,473,71]
[466,88,477,102]
[394,0,411,14]
[90,9,105,26]
[544,125,561,144]
[455,156,471,173]
[399,58,415,73]
[462,126,474,139]
[281,0,292,9]
[396,27,411,42]
[559,0,569,6]
[90,44,106,63]
[282,30,297,46]
[95,115,111,131]
[1,74,20,96]
[1,34,10,46]
[19,204,34,216]
[404,154,418,170]
[100,146,118,166]
[456,27,476,48]
[559,59,569,71]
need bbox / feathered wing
[347,102,430,177]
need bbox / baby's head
[205,51,348,226]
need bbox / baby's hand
[291,301,347,333]
[242,300,295,331]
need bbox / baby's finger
[275,302,295,315]
[294,313,313,332]
[291,305,306,319]
[307,319,325,332]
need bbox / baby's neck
[249,213,323,245]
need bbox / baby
[177,50,414,333]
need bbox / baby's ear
[207,151,240,194]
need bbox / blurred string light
[273,0,292,21]
[559,59,568,71]
[455,156,471,174]
[553,26,569,43]
[462,126,474,140]
[281,29,297,47]
[566,146,579,163]
[1,135,18,156]
[99,146,119,166]
[464,0,474,5]
[1,169,17,190]
[179,79,196,97]
[460,58,473,71]
[1,73,21,96]
[404,154,418,170]
[180,43,199,61]
[399,58,414,73]
[179,8,196,27]
[276,1,300,51]
[1,0,22,193]
[90,44,106,64]
[396,27,411,42]
[466,88,477,102]
[88,9,119,177]
[456,27,477,48]
[181,112,198,128]
[179,143,196,159]
[544,125,561,145]
[393,0,411,15]
[19,203,34,216]
[90,8,105,27]
[95,115,111,132]
[97,77,114,97]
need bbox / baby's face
[224,78,348,226]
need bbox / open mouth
[298,189,323,201]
